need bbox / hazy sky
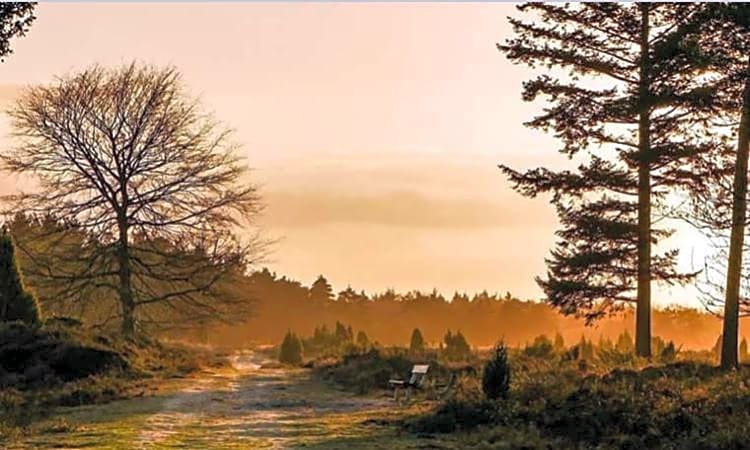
[0,3,709,306]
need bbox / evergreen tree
[309,275,333,304]
[482,343,511,400]
[523,334,554,358]
[443,329,472,361]
[579,336,595,360]
[499,3,715,357]
[683,4,750,369]
[0,229,40,325]
[409,327,425,354]
[334,321,352,344]
[616,330,635,353]
[554,332,565,351]
[279,330,303,365]
[356,330,369,348]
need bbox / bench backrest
[408,364,429,386]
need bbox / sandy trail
[19,351,417,449]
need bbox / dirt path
[18,352,430,449]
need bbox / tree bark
[720,56,750,370]
[117,216,135,339]
[635,4,652,358]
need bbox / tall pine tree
[499,3,715,357]
[680,4,750,369]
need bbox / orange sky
[0,3,711,307]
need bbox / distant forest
[206,269,741,351]
[8,211,738,351]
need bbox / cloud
[262,189,553,229]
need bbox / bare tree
[2,63,263,338]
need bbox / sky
[0,3,710,306]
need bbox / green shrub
[482,343,510,400]
[279,331,303,365]
[0,230,40,325]
[659,340,679,363]
[356,330,369,348]
[318,348,432,394]
[443,330,472,361]
[408,397,499,433]
[523,335,555,359]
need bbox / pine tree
[499,3,715,357]
[444,330,472,361]
[682,4,750,369]
[554,332,565,351]
[616,330,635,353]
[279,330,303,365]
[356,330,369,348]
[0,229,40,325]
[482,343,511,400]
[409,328,425,354]
[309,275,333,304]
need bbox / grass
[305,339,750,448]
[402,352,750,449]
[0,319,226,445]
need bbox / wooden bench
[388,364,429,402]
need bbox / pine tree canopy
[498,3,720,324]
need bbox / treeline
[207,270,743,351]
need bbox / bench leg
[393,386,400,401]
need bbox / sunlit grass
[13,357,441,449]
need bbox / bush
[318,348,420,394]
[0,321,127,389]
[523,335,555,359]
[0,230,40,325]
[279,331,303,365]
[483,343,511,400]
[443,330,472,361]
[409,397,499,433]
[409,328,425,354]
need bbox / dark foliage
[317,349,416,395]
[408,398,499,434]
[278,331,303,365]
[482,343,511,400]
[0,321,126,389]
[0,230,39,325]
[498,3,719,358]
[443,330,472,362]
[409,328,425,354]
[0,3,35,62]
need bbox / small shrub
[523,335,555,359]
[408,397,498,433]
[279,331,303,365]
[659,341,679,364]
[356,330,369,348]
[319,348,416,394]
[482,343,511,400]
[443,330,472,361]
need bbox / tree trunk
[117,218,135,339]
[720,56,750,370]
[635,4,652,358]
